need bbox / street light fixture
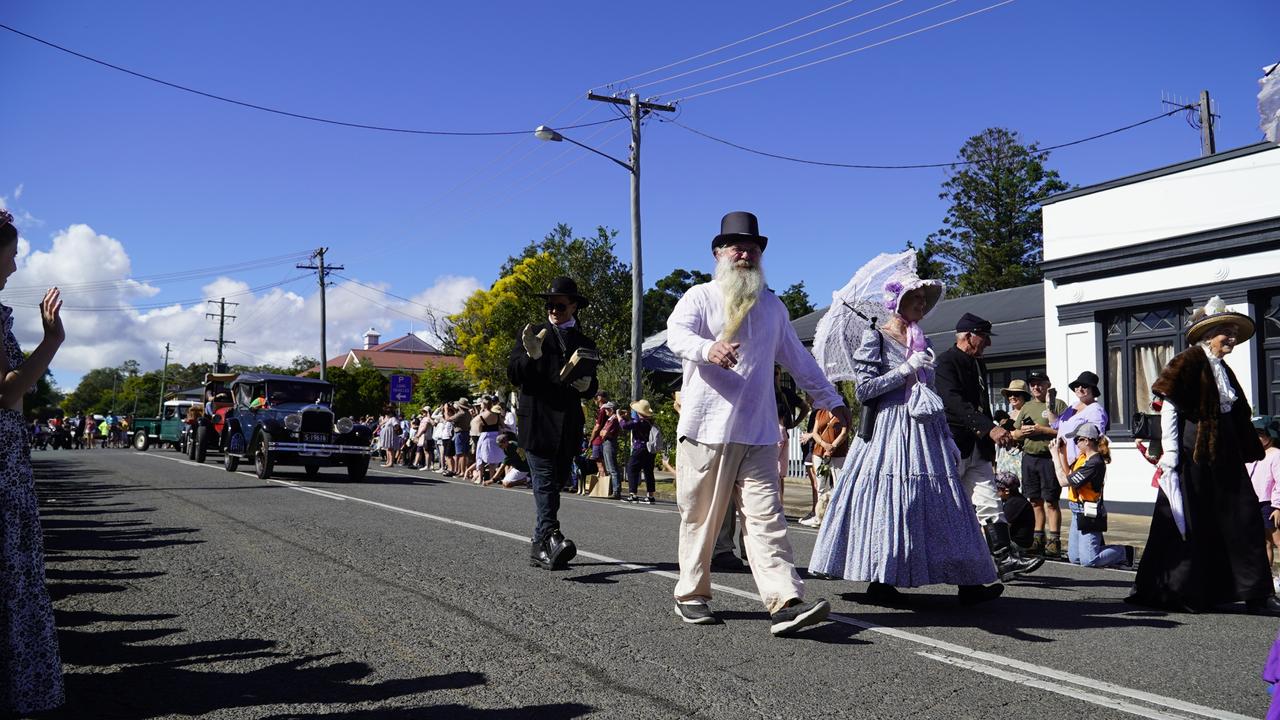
[534,92,673,402]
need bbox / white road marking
[131,450,1234,719]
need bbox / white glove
[900,348,936,375]
[569,376,592,392]
[521,324,547,360]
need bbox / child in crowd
[995,468,1034,552]
[1247,416,1280,590]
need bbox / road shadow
[564,560,680,585]
[32,455,594,719]
[834,587,1182,642]
[259,703,595,719]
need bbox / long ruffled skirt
[809,401,996,587]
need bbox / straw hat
[630,399,655,418]
[1187,296,1255,345]
[1000,379,1032,399]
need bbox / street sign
[389,374,413,403]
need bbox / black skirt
[1129,415,1273,611]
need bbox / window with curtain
[1101,304,1187,437]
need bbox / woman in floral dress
[0,209,66,714]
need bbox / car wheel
[346,456,369,482]
[304,463,320,479]
[224,447,240,472]
[254,434,275,480]
[133,432,150,452]
[186,432,197,460]
[195,426,209,464]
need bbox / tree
[289,355,319,375]
[643,268,711,337]
[777,282,815,320]
[445,223,632,391]
[921,128,1071,296]
[26,362,63,420]
[413,364,472,408]
[320,365,389,419]
[906,240,952,284]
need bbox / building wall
[1042,145,1280,507]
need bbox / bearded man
[665,211,852,637]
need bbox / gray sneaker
[674,602,719,625]
[769,598,830,637]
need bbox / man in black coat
[508,276,599,570]
[935,312,1043,581]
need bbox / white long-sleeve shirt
[666,282,844,445]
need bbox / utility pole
[204,298,238,372]
[1199,90,1216,156]
[157,342,170,416]
[585,91,675,401]
[298,248,343,382]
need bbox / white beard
[714,253,765,342]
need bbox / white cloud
[4,223,482,386]
[13,184,23,200]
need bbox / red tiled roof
[349,349,463,371]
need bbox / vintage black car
[218,373,371,481]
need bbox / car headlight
[283,414,303,432]
[335,417,354,434]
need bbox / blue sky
[2,0,1277,387]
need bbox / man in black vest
[935,312,1043,581]
[508,276,599,570]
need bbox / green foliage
[643,267,711,337]
[323,365,389,418]
[906,240,950,283]
[413,363,472,408]
[61,367,123,415]
[778,281,815,320]
[445,223,631,391]
[25,360,63,420]
[921,127,1071,296]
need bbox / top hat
[1067,371,1101,393]
[955,312,995,335]
[1000,379,1032,399]
[1186,296,1254,345]
[536,276,591,309]
[712,211,769,251]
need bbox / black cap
[955,312,995,335]
[1028,370,1050,383]
[712,211,769,251]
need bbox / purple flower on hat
[884,280,904,310]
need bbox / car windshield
[264,381,332,406]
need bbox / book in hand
[559,348,601,384]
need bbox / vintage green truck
[131,399,202,452]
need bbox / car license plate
[303,432,329,444]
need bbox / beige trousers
[675,438,805,613]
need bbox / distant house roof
[303,332,462,376]
[792,283,1045,359]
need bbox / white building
[1040,141,1280,508]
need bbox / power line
[330,274,453,315]
[596,0,859,89]
[675,0,1018,102]
[661,105,1197,170]
[0,22,624,137]
[630,0,911,92]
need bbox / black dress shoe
[529,539,555,570]
[1246,595,1280,616]
[545,531,577,569]
[866,581,910,606]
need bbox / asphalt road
[31,448,1279,720]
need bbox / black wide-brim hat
[1068,371,1101,393]
[536,275,590,309]
[712,211,768,251]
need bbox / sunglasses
[545,302,570,312]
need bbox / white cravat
[1201,345,1237,413]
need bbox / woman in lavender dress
[809,254,1000,605]
[0,210,66,714]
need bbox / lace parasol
[813,250,917,383]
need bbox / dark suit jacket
[507,321,599,457]
[934,345,996,461]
